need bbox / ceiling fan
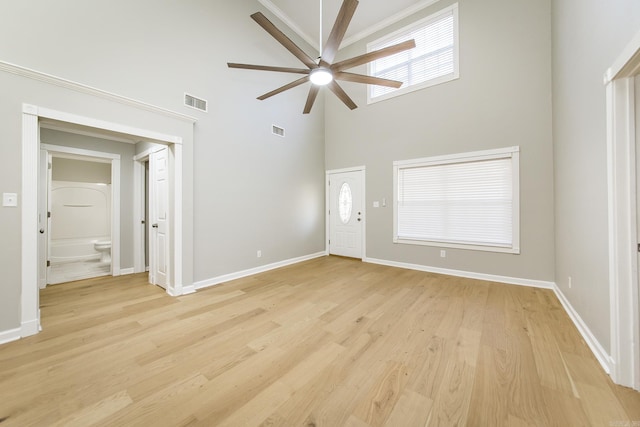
[227,0,416,114]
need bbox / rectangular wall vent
[272,125,285,137]
[184,93,208,112]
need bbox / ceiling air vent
[184,93,208,112]
[272,125,285,137]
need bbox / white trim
[553,284,614,375]
[257,0,319,52]
[21,107,40,337]
[133,158,145,274]
[605,31,640,390]
[393,146,520,168]
[325,166,367,260]
[41,144,121,277]
[364,257,554,289]
[132,146,162,275]
[171,144,183,296]
[343,0,444,49]
[36,106,184,145]
[367,3,459,105]
[604,28,640,84]
[181,285,197,295]
[119,268,135,276]
[133,147,157,162]
[193,252,326,291]
[257,0,444,52]
[0,61,197,123]
[22,104,186,341]
[41,122,137,144]
[393,146,520,254]
[326,165,366,175]
[0,328,22,345]
[41,144,120,160]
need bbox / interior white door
[329,170,364,258]
[149,147,169,289]
[38,150,49,289]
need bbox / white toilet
[94,240,111,264]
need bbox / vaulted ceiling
[257,0,439,53]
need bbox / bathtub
[49,181,111,263]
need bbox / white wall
[552,0,640,353]
[325,0,554,282]
[0,0,325,333]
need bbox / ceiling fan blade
[251,12,318,70]
[257,76,310,101]
[331,39,416,72]
[334,72,403,88]
[320,0,359,66]
[303,86,320,114]
[327,81,357,110]
[228,63,310,75]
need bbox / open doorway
[21,104,186,337]
[43,151,115,285]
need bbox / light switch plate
[3,193,18,207]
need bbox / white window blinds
[368,4,458,102]
[394,147,520,253]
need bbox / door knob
[152,224,158,228]
[39,228,45,234]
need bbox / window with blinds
[393,147,520,253]
[367,4,459,103]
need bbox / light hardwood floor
[1,256,638,426]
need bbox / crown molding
[341,0,442,48]
[257,0,320,52]
[0,60,197,123]
[257,0,442,53]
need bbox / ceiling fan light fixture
[310,68,333,86]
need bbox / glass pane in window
[339,183,352,224]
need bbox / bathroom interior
[47,155,113,284]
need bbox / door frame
[605,29,640,390]
[133,147,158,275]
[40,144,121,281]
[21,104,184,337]
[325,166,366,260]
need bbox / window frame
[366,3,459,105]
[393,146,520,254]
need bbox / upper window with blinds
[393,147,520,254]
[367,3,459,104]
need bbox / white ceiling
[257,0,440,54]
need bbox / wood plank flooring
[0,256,638,426]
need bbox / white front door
[149,147,169,289]
[328,170,364,259]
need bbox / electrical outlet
[257,250,262,258]
[2,193,17,207]
[568,276,572,289]
[440,250,446,258]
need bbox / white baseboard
[119,268,135,276]
[181,285,196,295]
[0,327,21,345]
[363,257,555,289]
[193,252,326,291]
[21,317,41,337]
[552,284,613,374]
